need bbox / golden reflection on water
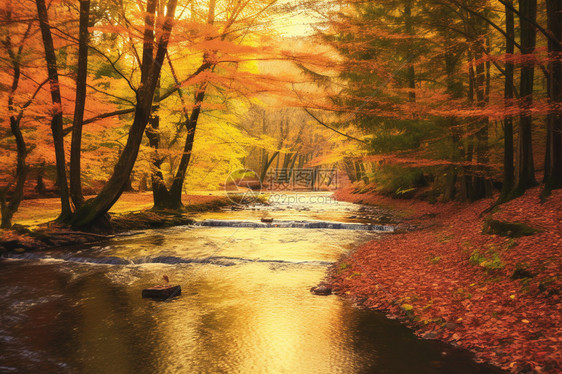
[150,263,361,374]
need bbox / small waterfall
[1,252,132,265]
[1,253,333,267]
[197,219,395,232]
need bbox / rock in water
[142,285,181,300]
[310,285,332,296]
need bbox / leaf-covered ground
[331,187,561,373]
[1,193,230,251]
[11,192,227,227]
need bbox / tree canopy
[0,0,560,228]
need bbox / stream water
[0,193,503,373]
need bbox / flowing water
[0,193,502,373]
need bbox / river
[0,193,502,373]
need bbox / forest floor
[0,192,230,252]
[330,186,561,374]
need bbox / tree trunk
[146,77,174,210]
[404,0,416,103]
[1,21,29,228]
[261,151,279,182]
[499,0,516,202]
[139,173,149,192]
[124,175,134,192]
[461,51,476,201]
[471,14,491,200]
[343,158,357,183]
[443,41,462,201]
[167,84,207,207]
[544,0,562,192]
[147,95,178,210]
[514,0,538,195]
[473,59,491,200]
[1,116,28,229]
[288,152,299,180]
[261,113,268,175]
[359,162,369,184]
[35,0,72,219]
[70,0,91,208]
[35,174,46,194]
[69,0,178,229]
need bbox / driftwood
[142,285,181,300]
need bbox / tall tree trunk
[470,13,491,200]
[544,0,562,192]
[167,84,207,207]
[70,0,91,208]
[288,151,300,180]
[35,0,72,219]
[499,0,516,202]
[443,41,462,201]
[70,0,178,229]
[146,84,174,208]
[343,158,357,183]
[404,0,416,103]
[260,113,268,177]
[1,118,28,229]
[146,75,172,209]
[261,117,286,182]
[261,151,279,182]
[358,162,369,184]
[461,51,476,200]
[1,17,30,228]
[473,55,489,200]
[514,0,538,195]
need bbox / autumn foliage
[1,0,315,228]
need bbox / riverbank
[330,186,561,373]
[0,193,230,253]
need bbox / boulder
[310,285,332,296]
[482,218,541,238]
